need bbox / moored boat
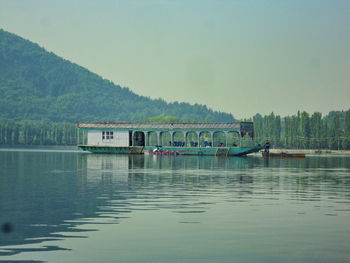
[77,121,263,156]
[144,148,184,156]
[262,152,306,158]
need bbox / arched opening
[147,131,158,146]
[186,131,198,147]
[133,131,145,146]
[199,131,212,147]
[160,131,171,146]
[173,131,185,147]
[227,131,240,147]
[213,131,226,147]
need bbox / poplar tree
[342,110,350,149]
[328,113,340,149]
[300,111,310,149]
[310,112,322,149]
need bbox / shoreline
[1,145,350,155]
[268,148,350,155]
[0,145,81,151]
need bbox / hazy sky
[0,0,349,119]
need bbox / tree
[342,110,350,149]
[328,113,341,149]
[300,111,310,149]
[310,112,322,149]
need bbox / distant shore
[1,145,350,155]
[0,145,81,151]
[269,148,350,155]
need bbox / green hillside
[0,29,235,123]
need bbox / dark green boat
[262,152,306,158]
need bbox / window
[102,131,114,141]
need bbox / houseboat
[77,121,262,156]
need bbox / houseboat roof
[77,121,249,131]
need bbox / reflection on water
[0,150,350,262]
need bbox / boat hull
[78,145,263,156]
[262,152,306,158]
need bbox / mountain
[0,29,235,123]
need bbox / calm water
[0,149,350,263]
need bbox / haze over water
[1,149,350,262]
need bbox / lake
[0,149,350,263]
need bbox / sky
[0,0,349,119]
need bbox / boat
[262,152,306,158]
[77,121,263,156]
[145,151,181,156]
[144,147,184,156]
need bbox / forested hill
[0,29,234,123]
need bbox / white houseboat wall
[87,130,129,146]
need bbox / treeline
[251,110,350,150]
[2,111,350,150]
[0,115,190,146]
[0,119,77,145]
